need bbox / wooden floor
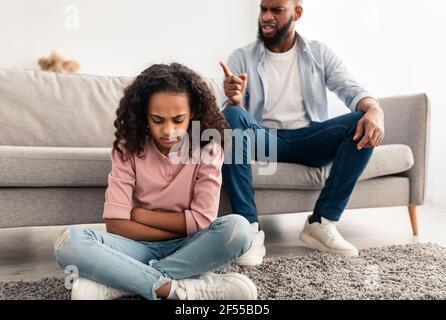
[1,204,445,282]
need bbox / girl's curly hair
[112,63,228,160]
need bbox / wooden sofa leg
[408,205,419,236]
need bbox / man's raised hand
[220,61,247,107]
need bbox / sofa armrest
[378,93,430,205]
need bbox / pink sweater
[103,138,224,236]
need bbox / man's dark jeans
[222,106,374,223]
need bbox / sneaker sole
[71,288,133,300]
[299,232,358,257]
[71,278,90,300]
[71,278,134,300]
[225,273,258,300]
[234,246,266,266]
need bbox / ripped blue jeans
[54,214,252,300]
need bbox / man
[220,0,385,265]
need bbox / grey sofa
[0,68,430,235]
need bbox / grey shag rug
[1,243,445,300]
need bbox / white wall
[1,0,445,206]
[0,0,258,78]
[297,0,446,206]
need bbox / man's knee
[343,111,366,136]
[223,106,250,129]
[349,111,366,125]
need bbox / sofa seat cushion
[0,144,413,189]
[0,146,111,187]
[252,144,414,190]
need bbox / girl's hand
[130,207,143,222]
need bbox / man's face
[258,0,301,47]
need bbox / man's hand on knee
[354,98,385,150]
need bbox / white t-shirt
[262,40,311,130]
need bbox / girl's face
[147,91,192,155]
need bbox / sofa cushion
[0,68,131,147]
[0,146,111,187]
[0,68,224,148]
[252,144,414,190]
[0,144,414,189]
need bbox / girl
[54,63,257,300]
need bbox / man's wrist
[228,99,243,108]
[367,104,383,114]
[357,97,382,113]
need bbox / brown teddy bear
[38,51,80,73]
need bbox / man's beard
[257,16,294,48]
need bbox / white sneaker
[299,216,359,257]
[176,272,257,300]
[234,222,266,266]
[71,277,134,300]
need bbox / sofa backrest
[0,68,224,147]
